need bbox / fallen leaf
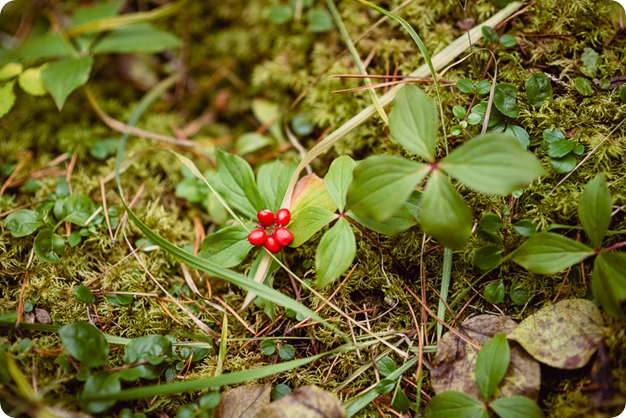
[215,383,271,418]
[431,314,541,400]
[507,298,603,369]
[254,385,346,418]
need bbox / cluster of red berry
[247,208,294,254]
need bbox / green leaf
[324,155,356,212]
[478,213,503,233]
[456,79,475,94]
[573,143,585,155]
[123,335,172,380]
[441,133,545,196]
[491,396,544,418]
[267,5,293,24]
[18,67,47,96]
[419,171,473,249]
[68,231,82,247]
[542,128,565,143]
[376,379,396,394]
[593,253,626,318]
[271,384,292,401]
[620,85,626,104]
[4,209,43,237]
[290,113,313,136]
[475,333,510,400]
[213,149,265,218]
[473,246,503,270]
[376,356,397,377]
[0,63,22,80]
[41,56,94,110]
[17,32,73,62]
[547,140,575,158]
[58,322,108,368]
[347,204,416,236]
[257,160,296,213]
[79,372,121,414]
[504,125,530,149]
[34,229,65,263]
[55,193,97,226]
[0,81,16,117]
[235,132,274,156]
[423,391,488,418]
[89,138,119,160]
[92,23,181,54]
[512,220,536,236]
[74,285,96,304]
[481,25,498,42]
[580,47,600,78]
[452,105,466,119]
[484,282,505,304]
[260,340,276,355]
[307,8,333,33]
[512,232,594,274]
[475,80,492,95]
[391,387,410,412]
[525,72,553,107]
[198,226,253,268]
[578,174,611,249]
[251,99,285,143]
[498,34,517,47]
[550,154,577,174]
[493,83,519,118]
[278,344,295,360]
[509,286,531,306]
[346,155,428,221]
[289,206,337,247]
[388,84,439,161]
[315,218,356,287]
[574,77,594,96]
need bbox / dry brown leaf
[430,314,541,400]
[508,298,604,369]
[215,383,271,418]
[254,385,346,418]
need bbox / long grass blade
[326,0,388,124]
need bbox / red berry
[264,236,282,253]
[276,208,291,226]
[247,229,267,246]
[257,210,275,227]
[274,227,293,246]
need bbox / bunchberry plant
[512,174,626,318]
[424,333,544,418]
[346,84,545,249]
